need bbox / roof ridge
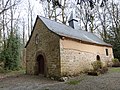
[38,15,111,47]
[38,15,97,35]
[38,15,76,30]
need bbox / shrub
[91,60,103,71]
[98,66,108,74]
[87,69,100,76]
[88,60,108,76]
[112,58,120,67]
[106,60,113,67]
[112,58,119,63]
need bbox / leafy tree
[0,33,21,70]
[106,27,120,61]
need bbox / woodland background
[0,0,120,71]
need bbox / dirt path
[0,68,120,90]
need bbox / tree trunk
[10,0,13,36]
[2,0,6,49]
[23,19,25,46]
[30,10,33,32]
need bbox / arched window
[35,34,39,45]
[96,55,100,61]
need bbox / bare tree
[96,4,109,39]
[27,0,34,37]
[100,0,120,60]
[10,0,13,36]
[22,18,25,46]
[0,0,20,15]
[75,0,109,33]
[107,1,120,42]
[2,0,6,48]
[95,0,120,41]
[76,1,98,32]
[0,0,22,50]
[39,0,71,24]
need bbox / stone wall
[60,38,113,76]
[26,17,114,78]
[26,18,61,77]
[60,49,93,76]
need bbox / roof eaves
[62,36,112,47]
[25,16,39,48]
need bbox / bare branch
[0,0,21,15]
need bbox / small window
[35,34,39,45]
[106,49,108,56]
[96,55,100,61]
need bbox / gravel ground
[0,75,59,90]
[0,68,120,90]
[40,72,120,90]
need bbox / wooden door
[37,55,44,74]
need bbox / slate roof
[38,16,111,47]
[25,16,111,48]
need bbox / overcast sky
[15,0,120,39]
[18,0,43,20]
[15,0,44,38]
[18,0,120,19]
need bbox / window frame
[105,49,109,56]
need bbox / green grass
[66,80,80,85]
[66,75,85,85]
[109,67,120,73]
[0,69,26,78]
[66,78,85,85]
